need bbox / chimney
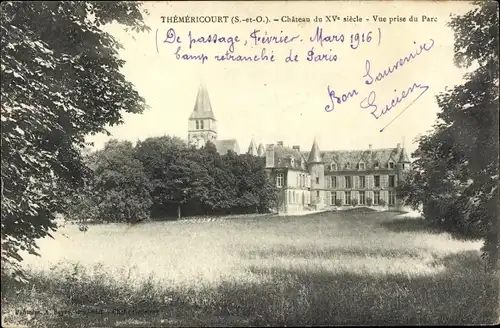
[369,144,373,155]
[277,141,283,146]
[292,145,300,151]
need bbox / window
[290,158,295,166]
[330,163,337,171]
[359,191,365,205]
[389,175,396,187]
[316,177,320,184]
[326,176,330,188]
[331,192,337,205]
[302,175,305,188]
[277,173,284,187]
[288,191,292,204]
[345,191,351,205]
[359,176,366,189]
[389,191,396,205]
[389,161,395,169]
[374,191,380,205]
[196,120,199,129]
[200,120,204,129]
[345,162,351,170]
[374,175,380,188]
[293,191,296,204]
[345,176,352,188]
[359,162,365,170]
[316,191,320,198]
[374,161,379,169]
[332,176,337,188]
[301,160,305,169]
[402,164,406,170]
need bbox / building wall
[309,163,325,208]
[323,168,403,208]
[188,118,217,146]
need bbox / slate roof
[308,138,322,163]
[215,139,240,155]
[301,147,410,170]
[267,143,308,170]
[189,82,216,120]
[247,139,258,155]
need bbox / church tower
[188,82,218,148]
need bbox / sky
[87,1,475,156]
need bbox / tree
[1,1,150,276]
[398,1,499,270]
[134,136,187,218]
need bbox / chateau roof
[190,82,216,120]
[215,139,240,155]
[247,138,258,155]
[301,146,409,170]
[399,147,411,162]
[267,143,308,170]
[308,138,322,163]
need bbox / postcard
[1,1,498,327]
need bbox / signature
[324,39,435,123]
[359,82,429,119]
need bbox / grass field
[2,210,498,327]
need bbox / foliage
[379,199,387,207]
[351,198,359,207]
[366,197,373,206]
[102,137,278,219]
[1,1,150,275]
[66,140,152,224]
[335,199,343,207]
[398,1,499,270]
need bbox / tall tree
[134,136,187,217]
[1,1,149,276]
[399,1,499,270]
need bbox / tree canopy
[398,1,499,270]
[1,1,150,276]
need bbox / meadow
[1,210,498,327]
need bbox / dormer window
[301,160,305,169]
[345,162,351,170]
[374,161,379,169]
[290,158,295,167]
[388,161,395,169]
[330,162,337,171]
[359,162,365,170]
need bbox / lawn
[1,210,498,327]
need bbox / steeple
[399,137,410,163]
[257,143,265,157]
[189,81,216,120]
[247,138,258,155]
[308,137,323,163]
[188,81,218,148]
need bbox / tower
[308,137,325,208]
[188,82,218,148]
[247,138,258,156]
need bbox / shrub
[351,198,358,207]
[335,199,343,207]
[379,199,387,207]
[366,197,373,206]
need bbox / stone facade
[262,139,411,213]
[188,83,239,154]
[186,82,411,213]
